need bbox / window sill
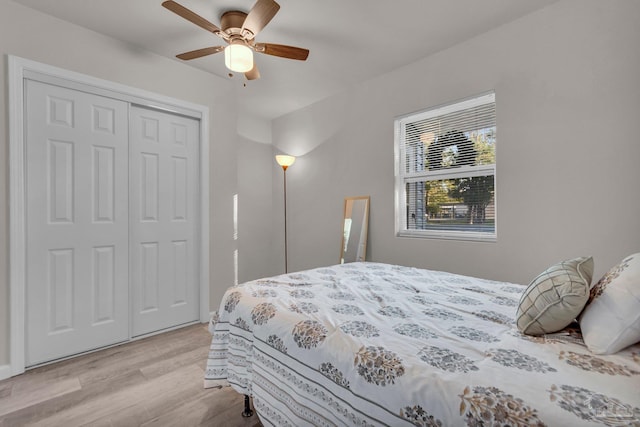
[396,230,497,243]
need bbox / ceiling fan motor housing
[221,10,248,34]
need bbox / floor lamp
[275,155,295,273]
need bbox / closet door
[130,106,199,336]
[25,80,129,366]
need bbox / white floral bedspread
[205,262,640,426]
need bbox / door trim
[8,55,210,377]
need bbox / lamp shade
[275,155,296,169]
[224,43,253,73]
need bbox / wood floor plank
[139,346,208,380]
[29,364,204,426]
[0,324,262,427]
[91,402,151,427]
[0,377,81,417]
[141,386,260,427]
[0,383,12,400]
[76,339,197,387]
[1,369,148,426]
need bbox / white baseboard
[0,364,12,381]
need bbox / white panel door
[25,80,129,366]
[130,106,199,336]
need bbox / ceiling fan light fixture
[163,0,309,80]
[225,43,253,73]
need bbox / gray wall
[237,137,282,283]
[0,0,239,366]
[272,0,640,284]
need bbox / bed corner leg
[241,394,254,417]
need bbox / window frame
[394,92,497,242]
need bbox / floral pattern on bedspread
[355,346,405,386]
[558,351,640,376]
[400,405,442,426]
[486,348,557,373]
[205,262,640,426]
[549,385,640,426]
[459,385,546,427]
[418,345,479,373]
[292,320,327,349]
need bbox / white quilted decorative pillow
[579,253,640,354]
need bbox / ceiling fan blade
[162,0,222,36]
[241,0,280,39]
[245,65,261,80]
[257,43,309,61]
[176,46,225,60]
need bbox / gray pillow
[516,256,593,335]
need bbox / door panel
[25,80,129,366]
[130,106,199,336]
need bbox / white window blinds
[394,92,496,241]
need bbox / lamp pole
[282,165,289,273]
[275,155,295,273]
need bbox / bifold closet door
[25,80,129,366]
[130,106,199,337]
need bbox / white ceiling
[13,0,558,120]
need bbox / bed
[204,262,640,426]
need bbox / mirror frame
[340,196,370,264]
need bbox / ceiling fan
[162,0,309,80]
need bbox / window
[394,92,496,241]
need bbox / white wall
[272,0,640,284]
[0,0,240,366]
[237,136,282,282]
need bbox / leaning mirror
[340,196,370,264]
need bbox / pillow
[579,253,640,354]
[516,256,593,335]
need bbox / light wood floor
[0,324,261,427]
